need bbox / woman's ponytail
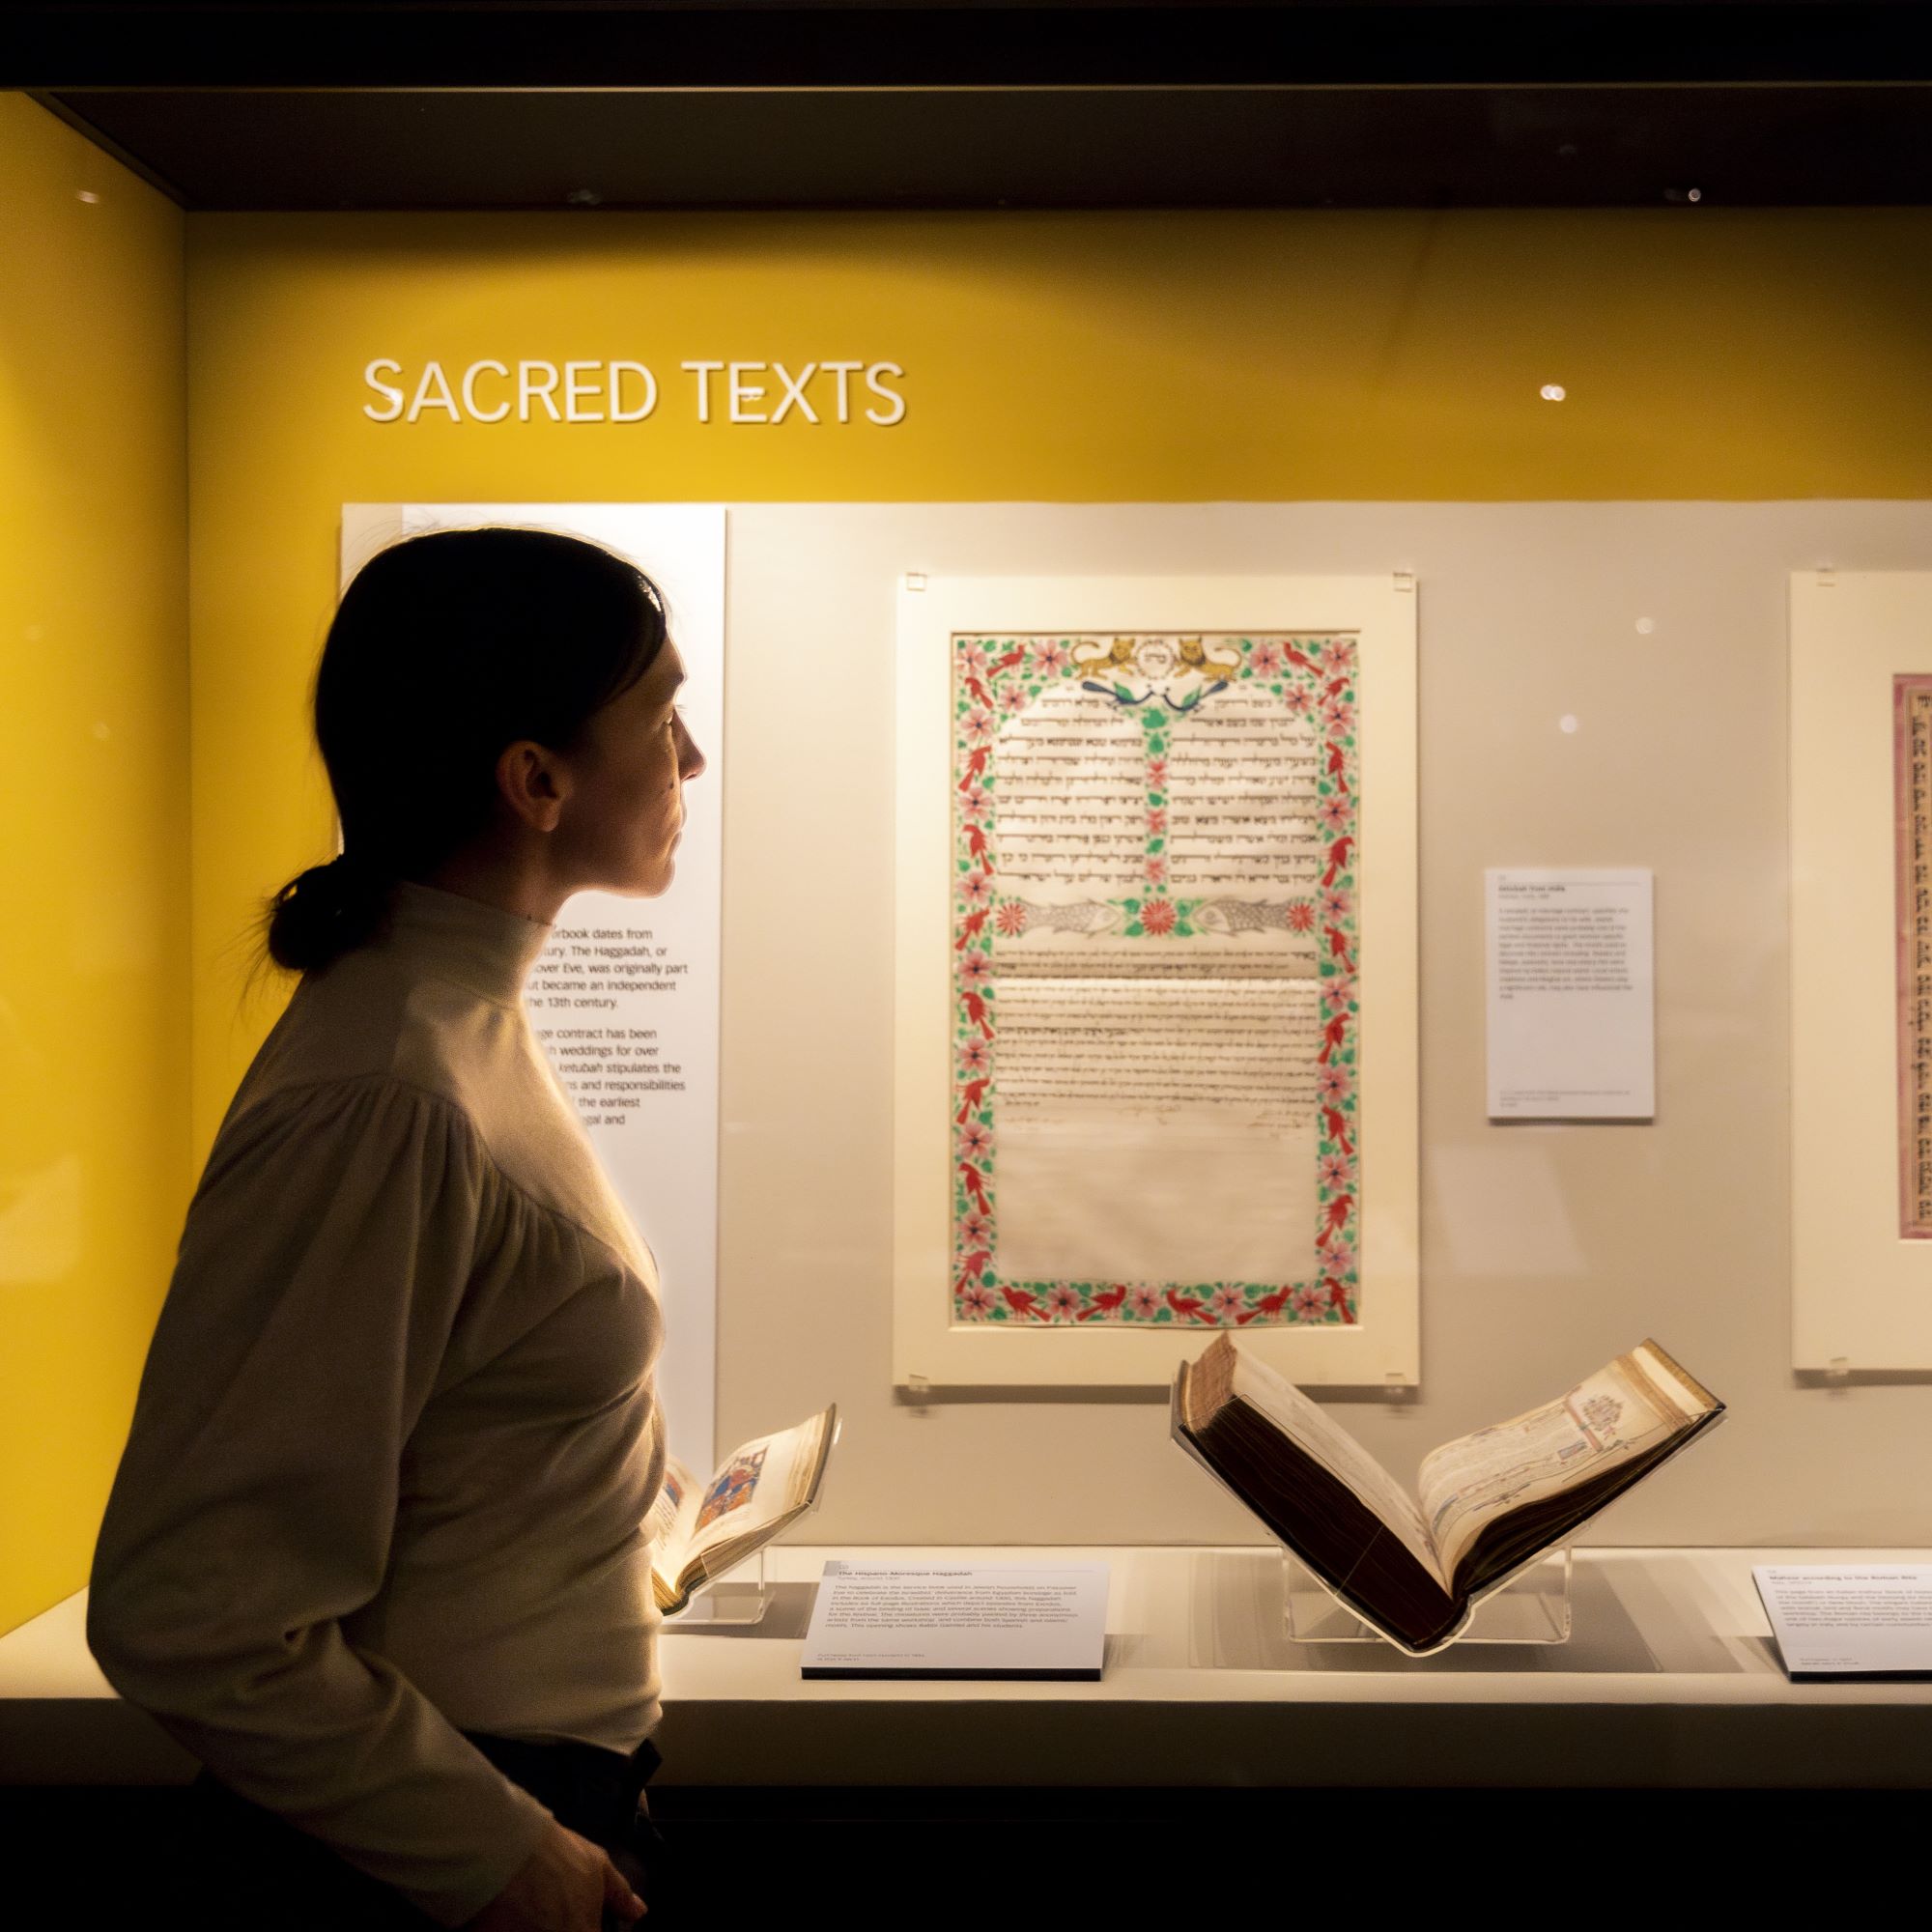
[261,850,396,977]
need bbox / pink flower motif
[1037,641,1073,676]
[1318,794,1350,835]
[959,1211,991,1247]
[1286,900,1317,932]
[1146,808,1168,835]
[1315,1064,1351,1105]
[1318,1151,1352,1190]
[962,1283,997,1319]
[1321,974,1356,1013]
[994,899,1029,937]
[962,783,992,819]
[1046,1284,1082,1318]
[958,1121,993,1162]
[959,1037,991,1075]
[1282,684,1315,716]
[1290,1286,1327,1321]
[962,706,994,740]
[958,868,994,908]
[959,640,991,674]
[1250,642,1284,679]
[1322,699,1356,736]
[998,682,1029,714]
[1209,1288,1246,1321]
[1140,898,1179,935]
[1321,639,1357,672]
[1321,887,1352,923]
[1127,1286,1160,1319]
[959,950,992,988]
[1147,757,1168,786]
[1146,858,1167,886]
[1321,1244,1357,1280]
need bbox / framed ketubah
[892,572,1420,1390]
[1791,569,1932,1371]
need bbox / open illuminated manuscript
[950,631,1360,1328]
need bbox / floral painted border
[951,633,1360,1326]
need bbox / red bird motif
[1077,1284,1129,1321]
[1282,644,1319,674]
[1165,1287,1212,1323]
[1325,744,1349,789]
[953,1249,991,1294]
[1322,923,1351,963]
[1327,1279,1352,1316]
[955,1077,991,1124]
[958,1161,991,1214]
[1321,1106,1354,1155]
[1317,1013,1347,1064]
[964,672,993,709]
[1002,1285,1051,1321]
[961,990,994,1037]
[963,822,990,862]
[1237,1287,1293,1324]
[1324,675,1350,701]
[991,648,1027,675]
[1321,836,1354,887]
[955,907,989,950]
[1318,1194,1353,1240]
[958,746,991,791]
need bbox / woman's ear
[497,738,569,833]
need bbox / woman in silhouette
[88,526,703,1930]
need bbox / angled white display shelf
[5,1547,1929,1789]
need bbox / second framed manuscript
[1792,570,1932,1370]
[894,574,1419,1389]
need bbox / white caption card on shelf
[801,1561,1109,1680]
[1753,1565,1932,1677]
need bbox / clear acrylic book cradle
[1283,1543,1574,1652]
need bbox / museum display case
[5,5,1932,1747]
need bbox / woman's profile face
[562,639,705,898]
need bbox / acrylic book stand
[1282,1542,1574,1652]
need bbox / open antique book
[645,1404,838,1615]
[1172,1335,1723,1655]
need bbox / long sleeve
[86,1072,558,1928]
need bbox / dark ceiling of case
[13,2,1932,211]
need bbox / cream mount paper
[1791,570,1932,1370]
[894,574,1419,1389]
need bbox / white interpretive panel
[895,574,1419,1389]
[1485,868,1655,1121]
[1791,571,1932,1370]
[1753,1566,1932,1677]
[343,502,725,1466]
[800,1560,1109,1680]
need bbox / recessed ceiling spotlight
[1541,384,1566,401]
[76,189,99,204]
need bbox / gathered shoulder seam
[222,1068,636,1278]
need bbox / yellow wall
[185,206,1932,1138]
[0,98,188,1635]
